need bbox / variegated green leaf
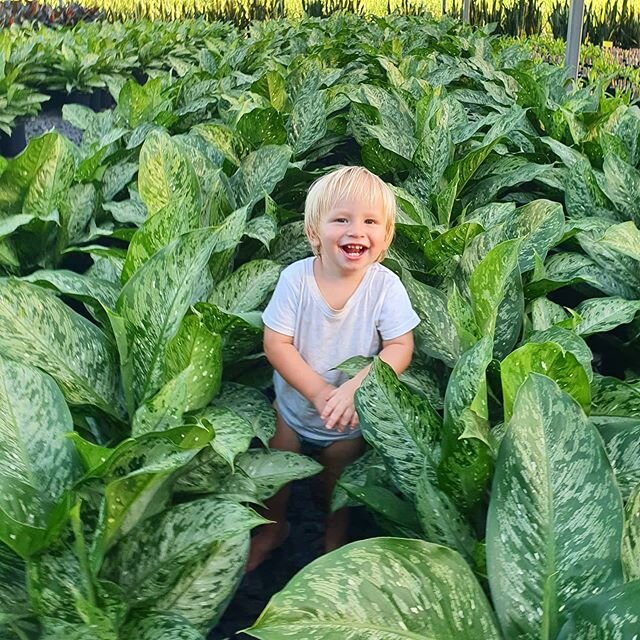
[601,220,640,261]
[103,499,265,605]
[555,581,640,640]
[356,357,441,500]
[214,383,276,447]
[262,221,312,266]
[401,270,460,367]
[594,417,640,502]
[196,302,262,364]
[247,538,501,640]
[22,269,119,311]
[245,214,278,249]
[331,449,383,511]
[288,90,327,156]
[591,375,640,418]
[623,486,640,581]
[601,153,640,223]
[501,341,591,421]
[236,449,322,501]
[487,374,624,640]
[530,297,569,332]
[0,279,124,419]
[438,336,493,512]
[469,239,523,359]
[208,259,281,313]
[154,533,249,632]
[416,462,476,563]
[117,226,237,412]
[575,297,640,336]
[0,543,30,625]
[0,355,81,558]
[0,132,74,218]
[527,326,593,382]
[138,130,200,218]
[231,145,291,208]
[132,317,222,436]
[120,612,204,640]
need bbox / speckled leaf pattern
[214,383,276,447]
[208,259,281,313]
[236,449,322,501]
[138,129,201,217]
[555,581,640,640]
[601,220,640,262]
[591,375,640,417]
[401,270,460,367]
[132,317,222,436]
[595,417,640,502]
[117,227,231,411]
[0,355,81,558]
[575,297,640,336]
[194,406,255,467]
[416,463,476,563]
[230,145,292,207]
[120,612,205,639]
[0,279,124,419]
[0,542,29,623]
[247,538,501,640]
[527,326,593,381]
[501,342,591,422]
[262,220,312,266]
[0,132,74,218]
[155,533,249,631]
[530,297,569,332]
[22,269,119,311]
[288,90,327,156]
[245,214,278,249]
[469,239,523,359]
[487,374,624,640]
[438,337,493,511]
[623,486,640,581]
[104,499,264,605]
[601,153,640,223]
[332,448,382,511]
[196,302,263,364]
[356,358,441,500]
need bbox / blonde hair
[304,166,397,260]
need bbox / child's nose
[348,222,365,236]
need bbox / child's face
[309,194,390,276]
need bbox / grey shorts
[274,401,362,448]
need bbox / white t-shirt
[262,257,420,439]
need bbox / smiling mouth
[341,244,368,257]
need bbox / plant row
[0,12,639,640]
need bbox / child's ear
[305,228,320,252]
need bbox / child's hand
[321,378,360,431]
[311,383,337,417]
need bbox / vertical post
[462,0,471,22]
[564,0,585,87]
[441,0,446,15]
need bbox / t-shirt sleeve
[377,274,420,340]
[261,264,299,337]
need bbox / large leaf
[600,153,640,223]
[575,296,640,336]
[623,486,640,581]
[501,341,591,421]
[288,90,327,156]
[356,358,441,500]
[116,225,239,413]
[487,374,624,640]
[0,355,81,558]
[247,538,502,640]
[469,239,523,359]
[401,270,460,367]
[0,545,30,629]
[0,279,124,419]
[556,581,640,640]
[208,259,281,313]
[438,337,493,512]
[103,499,264,605]
[591,375,640,418]
[121,612,204,639]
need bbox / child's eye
[365,218,378,224]
[334,217,348,223]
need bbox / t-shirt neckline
[307,257,376,316]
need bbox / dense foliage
[0,12,639,640]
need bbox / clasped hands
[312,378,361,431]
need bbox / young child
[246,166,420,572]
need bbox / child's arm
[321,331,415,430]
[264,327,336,415]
